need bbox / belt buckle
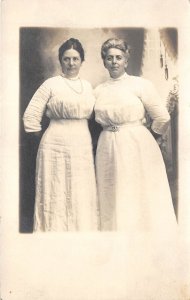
[111,125,119,132]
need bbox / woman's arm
[140,79,170,136]
[23,80,51,133]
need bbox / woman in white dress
[94,38,177,234]
[23,38,99,232]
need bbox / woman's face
[61,48,82,78]
[104,48,128,79]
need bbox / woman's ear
[124,59,128,69]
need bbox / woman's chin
[109,70,124,79]
[110,73,120,79]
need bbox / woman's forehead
[106,48,125,56]
[62,48,80,57]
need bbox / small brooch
[111,125,119,132]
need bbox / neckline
[60,73,80,81]
[109,72,128,81]
[60,74,83,94]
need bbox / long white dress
[94,73,177,235]
[23,75,99,231]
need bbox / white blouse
[23,75,95,132]
[94,73,170,135]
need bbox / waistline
[103,120,143,132]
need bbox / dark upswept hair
[58,38,85,63]
[101,38,130,60]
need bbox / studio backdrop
[19,27,178,232]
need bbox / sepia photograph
[20,27,178,234]
[1,1,190,299]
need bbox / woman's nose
[112,57,117,64]
[69,58,74,66]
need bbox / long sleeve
[23,81,51,132]
[140,79,170,135]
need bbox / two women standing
[23,37,177,233]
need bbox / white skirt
[96,122,177,236]
[34,119,99,232]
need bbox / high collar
[109,72,128,82]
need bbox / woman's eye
[63,58,70,63]
[73,57,79,61]
[106,56,123,62]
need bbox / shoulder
[134,76,154,89]
[139,77,158,95]
[81,79,93,89]
[95,82,107,89]
[36,75,59,88]
[127,74,150,86]
[128,75,156,94]
[37,75,63,92]
[43,75,61,86]
[94,81,108,96]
